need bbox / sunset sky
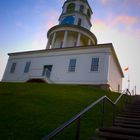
[0,0,140,93]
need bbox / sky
[0,0,140,93]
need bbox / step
[119,113,140,117]
[95,97,140,140]
[96,129,140,140]
[123,108,140,112]
[98,127,140,136]
[126,105,140,108]
[114,123,140,129]
[114,119,140,125]
[116,116,140,122]
[122,110,140,113]
[118,114,140,118]
[122,109,140,114]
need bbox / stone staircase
[95,95,140,140]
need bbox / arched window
[66,3,75,13]
[80,5,84,13]
[87,9,91,18]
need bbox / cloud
[109,15,140,36]
[43,10,59,30]
[100,0,109,5]
[99,0,140,6]
[16,22,24,28]
[92,14,140,36]
[110,15,138,27]
[31,9,59,50]
[122,0,140,6]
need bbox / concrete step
[114,122,140,129]
[115,116,140,122]
[118,114,140,118]
[95,96,140,140]
[122,110,140,113]
[98,127,140,136]
[126,105,140,108]
[114,119,140,125]
[96,129,140,140]
[123,105,140,110]
[123,109,140,112]
[119,112,140,116]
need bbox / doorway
[42,65,53,78]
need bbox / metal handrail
[42,92,129,140]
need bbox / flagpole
[124,67,129,90]
[135,86,136,95]
[128,74,130,90]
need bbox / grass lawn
[0,82,127,140]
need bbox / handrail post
[113,104,115,124]
[75,117,81,140]
[100,98,105,127]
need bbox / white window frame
[68,59,77,72]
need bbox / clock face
[61,16,75,25]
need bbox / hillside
[0,83,123,140]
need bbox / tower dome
[46,0,97,49]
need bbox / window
[78,18,82,26]
[66,3,75,13]
[87,9,91,18]
[80,5,84,13]
[24,62,31,73]
[91,58,99,72]
[61,16,75,25]
[10,62,16,73]
[68,59,76,72]
[118,84,120,92]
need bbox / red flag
[124,67,129,71]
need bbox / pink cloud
[15,22,24,28]
[93,14,140,36]
[100,0,109,5]
[42,10,59,31]
[122,0,140,6]
[100,0,140,6]
[94,14,139,30]
[31,9,59,49]
[110,15,138,27]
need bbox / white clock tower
[46,0,97,49]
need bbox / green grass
[0,82,128,140]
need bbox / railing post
[113,104,115,124]
[75,117,81,140]
[100,98,105,127]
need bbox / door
[42,65,53,78]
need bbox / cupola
[59,0,93,30]
[46,0,97,49]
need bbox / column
[51,32,56,49]
[76,33,81,46]
[62,31,68,48]
[88,39,91,45]
[46,39,50,49]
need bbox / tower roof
[67,0,88,3]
